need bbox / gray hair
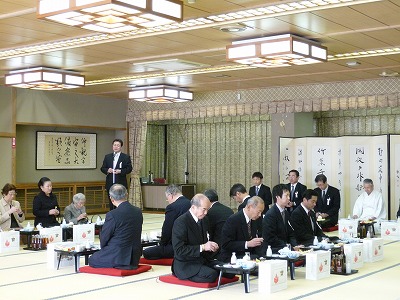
[72,193,86,204]
[109,184,127,201]
[246,196,264,208]
[165,184,182,196]
[191,193,209,207]
[363,178,373,185]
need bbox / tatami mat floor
[1,214,399,300]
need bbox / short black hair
[302,189,318,200]
[314,174,327,183]
[363,178,373,185]
[38,177,51,189]
[112,138,123,147]
[289,170,299,177]
[252,172,263,179]
[204,189,218,202]
[229,183,246,197]
[272,184,289,202]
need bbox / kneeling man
[172,194,219,283]
[89,184,143,269]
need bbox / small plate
[279,254,287,258]
[271,254,279,257]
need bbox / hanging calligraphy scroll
[36,131,96,169]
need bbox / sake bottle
[313,236,319,246]
[266,245,272,257]
[230,252,237,265]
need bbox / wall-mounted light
[37,0,183,33]
[227,34,327,68]
[5,67,85,90]
[129,85,193,103]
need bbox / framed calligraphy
[36,131,97,169]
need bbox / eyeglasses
[8,192,17,196]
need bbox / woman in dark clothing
[33,177,60,227]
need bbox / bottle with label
[313,236,319,246]
[336,255,342,273]
[230,252,237,265]
[330,255,336,273]
[266,245,272,257]
[366,231,371,239]
[243,252,251,261]
[341,246,346,274]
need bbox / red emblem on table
[354,255,358,263]
[385,229,390,235]
[319,263,323,272]
[274,274,279,284]
[82,232,87,238]
[342,227,347,233]
[5,240,10,247]
[50,236,54,242]
[374,248,378,255]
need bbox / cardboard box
[46,242,76,269]
[362,238,383,262]
[0,231,20,253]
[258,260,287,294]
[381,221,400,240]
[40,226,62,243]
[306,250,331,280]
[343,243,364,270]
[73,223,95,244]
[338,219,358,239]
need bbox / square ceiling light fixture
[37,0,183,33]
[129,85,193,103]
[227,34,327,68]
[5,67,85,90]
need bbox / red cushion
[323,225,338,232]
[79,264,152,276]
[294,260,305,267]
[139,258,173,266]
[158,274,239,288]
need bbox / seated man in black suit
[143,184,191,260]
[172,194,220,283]
[219,196,264,262]
[203,189,234,255]
[89,184,143,269]
[314,174,341,228]
[249,172,272,214]
[286,169,307,214]
[230,183,251,211]
[262,184,300,254]
[289,189,329,246]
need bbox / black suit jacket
[172,211,214,279]
[262,204,296,253]
[397,205,400,218]
[100,152,133,192]
[206,202,234,247]
[314,185,341,227]
[89,201,143,269]
[161,196,191,246]
[249,184,272,214]
[237,195,251,211]
[286,182,307,208]
[219,210,263,262]
[289,204,327,246]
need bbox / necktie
[247,221,252,239]
[322,190,326,203]
[281,210,286,224]
[256,186,259,196]
[308,211,315,232]
[291,185,295,200]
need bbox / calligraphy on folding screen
[279,135,388,218]
[36,131,96,169]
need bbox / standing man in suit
[204,189,234,253]
[219,196,264,262]
[286,169,307,214]
[172,194,220,283]
[314,174,341,228]
[101,139,132,210]
[143,184,190,260]
[262,184,299,254]
[230,183,251,211]
[290,189,329,246]
[89,184,143,270]
[249,172,272,214]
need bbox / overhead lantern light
[37,0,184,33]
[5,67,85,90]
[128,85,193,103]
[226,34,327,68]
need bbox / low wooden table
[214,264,256,293]
[54,248,99,273]
[20,230,40,250]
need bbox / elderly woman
[63,193,88,225]
[33,177,60,228]
[0,183,25,230]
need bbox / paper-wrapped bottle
[96,216,101,225]
[61,218,67,228]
